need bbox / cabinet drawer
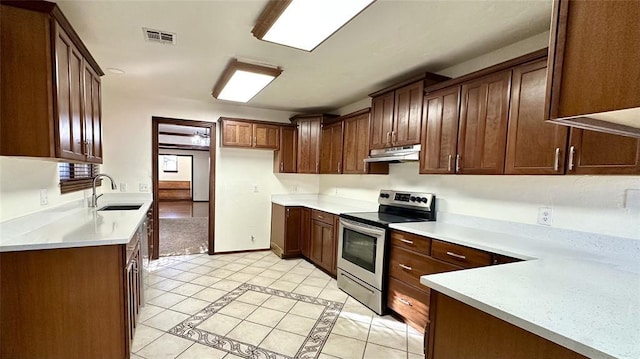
[311,209,334,225]
[431,240,492,268]
[387,277,429,332]
[389,246,462,289]
[390,230,431,255]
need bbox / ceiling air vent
[143,27,176,45]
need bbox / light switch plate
[139,183,149,192]
[39,189,48,206]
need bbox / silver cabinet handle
[280,162,284,172]
[447,154,452,172]
[337,161,341,173]
[399,263,412,271]
[553,147,560,172]
[316,161,319,173]
[446,251,467,260]
[392,131,397,144]
[386,131,391,145]
[286,208,289,217]
[398,298,412,306]
[399,238,414,245]
[568,146,575,171]
[455,154,461,172]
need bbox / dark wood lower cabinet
[426,291,588,359]
[0,246,127,359]
[310,219,335,273]
[270,204,302,258]
[301,208,311,258]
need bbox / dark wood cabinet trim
[369,72,450,98]
[425,48,548,95]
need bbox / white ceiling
[57,0,552,113]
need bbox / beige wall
[158,155,192,182]
[100,87,319,252]
[159,150,210,201]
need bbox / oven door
[337,218,386,291]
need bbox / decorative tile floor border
[170,283,344,359]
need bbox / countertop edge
[420,274,613,359]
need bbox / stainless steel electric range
[336,190,436,314]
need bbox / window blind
[59,163,100,194]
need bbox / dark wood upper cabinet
[296,118,321,173]
[420,87,460,174]
[274,126,297,173]
[370,81,424,149]
[545,0,640,137]
[84,64,103,163]
[220,118,280,149]
[566,129,640,175]
[505,59,568,175]
[291,114,337,174]
[370,92,395,150]
[320,122,344,174]
[393,81,424,146]
[0,3,104,163]
[457,70,512,174]
[254,123,280,149]
[220,119,253,147]
[341,109,389,175]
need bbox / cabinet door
[420,87,460,174]
[370,92,395,149]
[320,122,344,174]
[221,120,252,147]
[254,123,279,149]
[506,59,568,175]
[83,64,103,163]
[275,126,297,173]
[343,113,369,174]
[297,118,321,173]
[457,71,511,174]
[54,24,85,161]
[567,129,640,174]
[310,220,324,265]
[320,221,335,272]
[393,81,424,146]
[284,207,302,256]
[301,208,311,258]
[547,0,640,121]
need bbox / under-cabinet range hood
[364,144,420,163]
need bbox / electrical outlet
[39,189,48,206]
[292,185,298,193]
[334,187,338,195]
[537,207,553,226]
[139,183,149,192]
[252,184,259,193]
[251,235,255,242]
[120,182,128,192]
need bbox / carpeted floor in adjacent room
[159,217,208,257]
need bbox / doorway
[152,117,216,259]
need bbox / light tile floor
[134,250,425,359]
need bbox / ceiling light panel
[212,60,282,103]
[253,0,375,51]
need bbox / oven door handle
[339,218,386,237]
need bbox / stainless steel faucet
[89,173,117,208]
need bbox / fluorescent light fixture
[252,0,375,51]
[211,59,282,103]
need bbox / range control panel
[378,190,435,209]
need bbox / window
[58,163,100,194]
[162,155,178,172]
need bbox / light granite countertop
[271,194,378,215]
[390,220,640,359]
[0,194,152,252]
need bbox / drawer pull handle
[318,215,324,219]
[399,263,412,271]
[399,239,414,245]
[446,251,467,260]
[398,298,412,306]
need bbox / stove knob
[410,196,416,202]
[380,193,389,199]
[421,197,428,203]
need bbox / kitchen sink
[97,204,143,211]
